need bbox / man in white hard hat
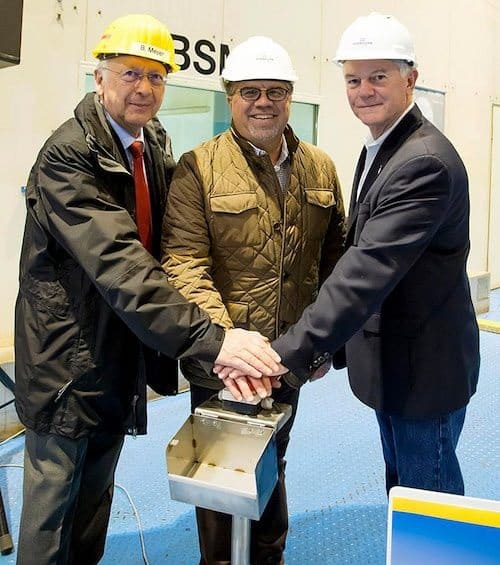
[14,16,279,565]
[257,13,479,497]
[162,35,345,564]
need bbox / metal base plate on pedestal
[167,398,291,520]
[195,398,292,432]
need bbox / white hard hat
[221,36,298,82]
[334,13,416,66]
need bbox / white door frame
[487,104,500,288]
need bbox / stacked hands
[213,328,286,401]
[213,328,332,400]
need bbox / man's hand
[221,375,282,402]
[215,329,282,379]
[213,360,288,381]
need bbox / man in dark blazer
[219,13,480,496]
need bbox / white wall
[0,0,499,339]
[317,0,498,279]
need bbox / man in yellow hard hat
[14,15,279,565]
[162,36,345,564]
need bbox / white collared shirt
[248,135,290,190]
[105,112,145,169]
[356,102,415,199]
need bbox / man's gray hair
[395,60,415,77]
[95,60,108,74]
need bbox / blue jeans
[376,406,466,495]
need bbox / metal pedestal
[232,515,250,565]
[166,396,291,565]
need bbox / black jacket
[15,93,223,438]
[273,105,480,417]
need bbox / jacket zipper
[276,193,288,338]
[129,394,139,438]
[54,379,74,403]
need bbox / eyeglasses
[236,86,291,102]
[103,67,167,88]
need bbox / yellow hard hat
[92,14,179,72]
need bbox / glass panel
[288,101,317,146]
[414,87,445,132]
[84,72,95,93]
[158,85,318,159]
[157,85,219,159]
[83,71,318,160]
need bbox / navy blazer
[273,105,480,417]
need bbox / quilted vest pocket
[210,193,261,247]
[304,188,336,240]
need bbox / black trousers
[17,429,124,565]
[190,381,300,565]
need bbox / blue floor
[1,326,499,563]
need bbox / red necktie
[129,141,153,252]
